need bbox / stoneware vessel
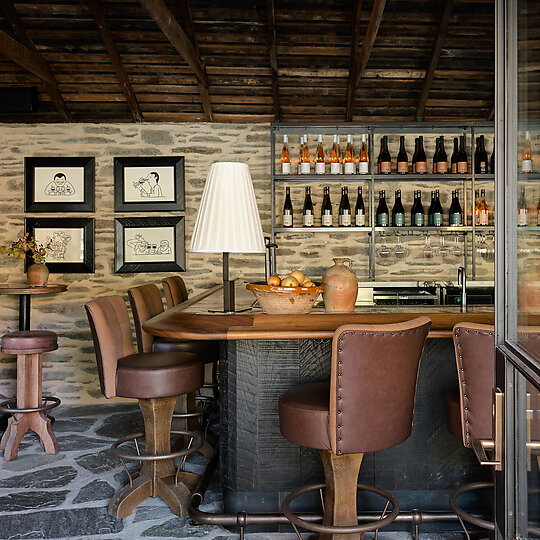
[26,263,49,287]
[322,257,358,313]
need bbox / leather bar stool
[85,295,204,518]
[0,330,60,461]
[161,275,188,309]
[446,323,495,534]
[279,317,431,539]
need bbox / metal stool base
[449,481,495,539]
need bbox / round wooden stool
[0,330,60,461]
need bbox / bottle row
[279,132,536,176]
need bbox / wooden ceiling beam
[140,0,213,121]
[415,0,455,121]
[88,0,143,122]
[346,0,363,122]
[0,0,70,121]
[266,0,281,121]
[346,0,386,121]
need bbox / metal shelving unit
[270,122,495,280]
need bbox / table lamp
[190,162,265,313]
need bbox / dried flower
[0,233,50,264]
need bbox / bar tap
[457,266,467,313]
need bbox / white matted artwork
[124,227,175,263]
[33,167,85,203]
[123,166,175,202]
[34,227,84,263]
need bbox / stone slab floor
[0,404,473,540]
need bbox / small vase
[322,257,358,313]
[26,263,49,287]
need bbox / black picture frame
[115,217,185,273]
[114,156,185,212]
[25,157,95,212]
[25,217,95,273]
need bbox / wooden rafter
[346,0,386,121]
[415,0,455,121]
[88,0,142,122]
[140,0,213,121]
[0,0,70,122]
[346,0,363,122]
[266,0,280,121]
[487,104,494,121]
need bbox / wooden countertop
[144,283,496,340]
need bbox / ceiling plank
[487,103,494,120]
[346,0,386,121]
[88,0,142,122]
[415,0,455,121]
[346,0,363,122]
[0,0,70,121]
[140,0,213,121]
[266,0,280,121]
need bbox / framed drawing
[25,157,95,212]
[114,156,185,212]
[25,217,95,273]
[115,217,185,273]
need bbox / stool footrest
[449,481,495,531]
[0,396,61,415]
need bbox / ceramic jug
[322,257,358,313]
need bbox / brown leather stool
[446,323,495,534]
[85,295,204,518]
[0,330,60,461]
[279,317,431,539]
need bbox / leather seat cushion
[152,337,219,365]
[116,351,203,399]
[446,389,463,443]
[279,381,331,450]
[1,330,58,354]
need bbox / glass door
[495,0,540,537]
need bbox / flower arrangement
[0,233,50,264]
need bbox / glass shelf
[373,173,475,181]
[373,226,494,233]
[273,174,370,182]
[274,227,371,233]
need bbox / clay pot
[322,258,358,313]
[26,263,49,287]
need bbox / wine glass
[393,234,409,259]
[437,235,449,261]
[378,234,392,261]
[452,234,464,257]
[423,234,433,259]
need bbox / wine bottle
[416,136,427,174]
[436,136,448,173]
[321,186,333,227]
[397,136,408,174]
[300,134,311,174]
[537,198,540,226]
[412,137,419,173]
[458,135,468,173]
[303,186,314,227]
[474,189,480,225]
[412,190,425,226]
[376,190,389,226]
[337,136,343,174]
[378,136,391,174]
[523,131,533,173]
[451,137,458,173]
[355,186,366,226]
[432,189,444,226]
[359,134,369,174]
[427,190,435,226]
[339,186,352,226]
[490,147,495,173]
[449,190,463,226]
[518,186,528,226]
[475,135,488,174]
[432,137,440,173]
[297,136,304,174]
[315,134,325,174]
[281,134,291,174]
[392,189,405,226]
[330,135,340,174]
[283,186,293,227]
[478,189,489,225]
[344,135,356,174]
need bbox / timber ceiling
[0,0,494,123]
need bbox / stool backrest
[85,295,134,398]
[162,275,189,309]
[329,317,431,455]
[128,284,164,353]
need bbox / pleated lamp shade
[190,162,265,254]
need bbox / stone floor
[0,404,473,540]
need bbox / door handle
[472,388,504,471]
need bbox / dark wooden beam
[266,0,280,121]
[140,0,213,121]
[415,0,455,121]
[88,0,143,122]
[0,0,70,121]
[346,0,386,121]
[346,0,363,122]
[487,103,494,121]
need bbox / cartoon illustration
[44,173,76,197]
[126,234,172,256]
[46,231,72,260]
[132,172,163,198]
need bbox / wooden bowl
[246,281,325,314]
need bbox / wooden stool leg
[319,450,364,540]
